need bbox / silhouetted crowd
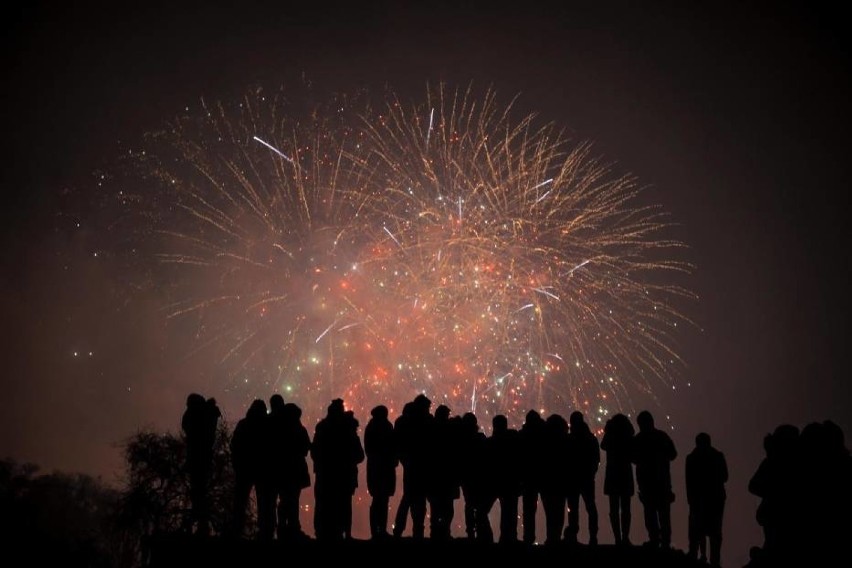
[181,392,851,568]
[745,420,851,567]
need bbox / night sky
[3,2,851,566]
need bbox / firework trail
[121,84,692,427]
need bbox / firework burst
[121,84,692,426]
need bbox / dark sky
[3,1,851,565]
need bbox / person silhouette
[311,399,364,541]
[427,404,460,541]
[395,394,433,539]
[686,432,728,567]
[818,420,852,563]
[391,401,414,537]
[632,410,677,549]
[566,411,600,545]
[365,405,397,539]
[278,402,311,540]
[519,410,546,544]
[458,411,487,540]
[748,423,799,562]
[746,420,852,567]
[342,410,365,539]
[268,394,287,538]
[601,413,635,546]
[181,393,220,536]
[230,399,273,539]
[541,413,570,545]
[484,414,521,543]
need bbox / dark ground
[148,533,712,568]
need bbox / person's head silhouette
[435,404,450,421]
[492,414,508,435]
[283,402,302,420]
[371,404,389,420]
[186,392,205,409]
[570,411,585,430]
[636,410,655,432]
[328,398,345,417]
[413,393,432,412]
[247,398,267,419]
[525,409,543,425]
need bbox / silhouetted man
[396,394,433,539]
[428,404,460,541]
[365,405,397,539]
[230,399,273,539]
[311,399,364,541]
[484,414,521,543]
[632,410,677,549]
[686,432,727,566]
[566,411,600,545]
